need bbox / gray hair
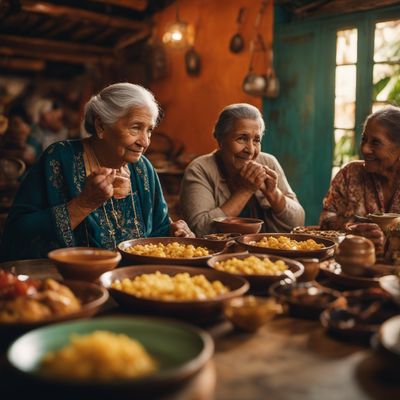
[364,105,400,146]
[213,103,265,142]
[83,82,160,135]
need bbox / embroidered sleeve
[51,203,74,247]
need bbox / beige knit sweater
[180,151,305,237]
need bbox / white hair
[83,82,160,135]
[213,103,265,142]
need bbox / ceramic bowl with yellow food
[118,237,227,266]
[207,252,304,295]
[236,233,336,259]
[99,265,249,323]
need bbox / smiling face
[361,119,400,176]
[218,118,262,174]
[100,106,154,165]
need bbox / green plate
[7,316,213,393]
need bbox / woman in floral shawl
[320,106,400,252]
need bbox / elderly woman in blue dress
[1,83,193,261]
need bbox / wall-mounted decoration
[185,47,201,76]
[162,0,194,50]
[229,7,246,54]
[242,0,279,98]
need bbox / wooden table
[1,260,399,400]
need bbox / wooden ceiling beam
[0,45,113,65]
[115,27,151,50]
[0,34,111,55]
[20,0,148,31]
[0,57,46,72]
[89,0,148,12]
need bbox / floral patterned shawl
[320,160,400,225]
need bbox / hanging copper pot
[185,46,201,76]
[229,7,246,53]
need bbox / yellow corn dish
[214,255,288,275]
[111,271,229,301]
[125,242,211,258]
[249,236,324,250]
[41,331,157,380]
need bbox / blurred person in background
[0,104,40,167]
[26,97,68,155]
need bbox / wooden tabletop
[1,259,400,400]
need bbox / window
[332,18,400,177]
[333,29,358,177]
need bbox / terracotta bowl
[212,217,263,234]
[118,237,227,266]
[223,295,280,332]
[0,280,108,345]
[367,213,400,232]
[269,280,340,320]
[235,233,336,260]
[296,258,320,282]
[203,232,242,244]
[48,247,121,282]
[99,265,249,323]
[207,252,304,295]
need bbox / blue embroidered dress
[0,140,170,261]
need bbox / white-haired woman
[180,103,305,237]
[1,83,193,261]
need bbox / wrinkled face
[361,119,400,175]
[41,108,64,133]
[101,106,154,164]
[218,118,262,173]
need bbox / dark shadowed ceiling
[0,0,173,76]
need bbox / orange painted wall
[150,0,273,156]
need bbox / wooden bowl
[235,233,336,260]
[367,213,400,232]
[207,252,304,295]
[0,280,109,344]
[99,265,249,323]
[48,247,121,282]
[212,217,263,234]
[269,280,340,320]
[224,296,280,332]
[118,237,226,266]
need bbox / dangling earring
[97,131,103,139]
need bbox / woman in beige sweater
[180,103,305,237]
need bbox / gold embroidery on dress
[53,204,74,246]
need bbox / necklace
[84,141,142,247]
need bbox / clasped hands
[236,160,279,197]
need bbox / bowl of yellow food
[6,316,214,396]
[207,252,304,294]
[224,295,281,332]
[118,237,226,266]
[99,265,249,323]
[235,233,336,259]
